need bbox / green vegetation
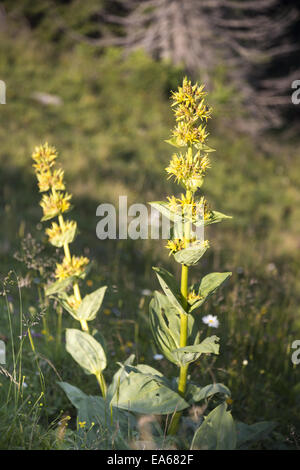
[0,20,299,450]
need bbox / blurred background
[0,0,300,447]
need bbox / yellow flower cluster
[167,194,212,221]
[36,168,65,193]
[171,79,212,123]
[170,77,212,146]
[165,77,213,192]
[46,220,77,247]
[32,143,58,173]
[172,121,209,147]
[166,151,210,191]
[32,143,72,221]
[165,238,186,254]
[33,142,89,283]
[164,78,214,255]
[40,192,72,221]
[55,255,89,281]
[166,238,209,254]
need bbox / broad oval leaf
[45,277,75,296]
[191,402,237,450]
[199,272,232,298]
[153,266,187,315]
[111,371,189,415]
[66,329,107,375]
[76,286,107,321]
[186,383,231,404]
[58,381,135,449]
[189,272,232,312]
[172,335,220,366]
[149,292,180,364]
[174,242,209,266]
[149,291,197,365]
[106,354,136,402]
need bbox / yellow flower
[166,194,212,222]
[32,143,58,173]
[166,237,209,255]
[55,255,89,280]
[172,121,209,146]
[78,421,86,429]
[171,77,212,124]
[165,238,185,254]
[187,290,203,304]
[45,220,77,247]
[40,192,72,221]
[36,168,65,192]
[166,150,211,190]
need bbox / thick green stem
[168,263,189,435]
[168,182,193,435]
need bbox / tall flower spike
[32,143,90,332]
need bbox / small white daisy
[202,314,219,328]
[153,354,164,360]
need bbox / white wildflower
[202,314,219,328]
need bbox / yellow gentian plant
[30,86,274,448]
[149,77,233,435]
[32,143,107,396]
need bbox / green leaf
[164,137,185,148]
[172,335,220,366]
[56,293,79,320]
[195,210,232,227]
[110,370,189,415]
[194,142,216,153]
[149,291,197,365]
[153,266,186,315]
[189,272,232,312]
[199,272,231,298]
[186,383,231,404]
[173,242,209,266]
[76,286,107,321]
[58,381,88,408]
[236,421,276,448]
[65,329,107,375]
[149,292,180,364]
[45,277,75,296]
[191,402,237,450]
[58,382,135,449]
[106,354,136,402]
